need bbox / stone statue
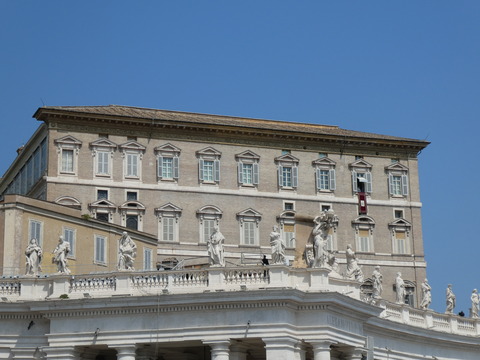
[25,238,42,276]
[372,266,383,299]
[52,236,71,274]
[207,226,225,267]
[270,225,286,265]
[345,244,363,282]
[310,209,337,269]
[471,289,479,319]
[419,278,432,310]
[117,231,137,270]
[445,284,456,314]
[395,272,405,304]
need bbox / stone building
[0,105,429,305]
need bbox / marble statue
[207,226,225,267]
[310,209,337,269]
[372,266,383,299]
[445,284,456,314]
[117,231,137,270]
[419,278,432,310]
[395,272,405,304]
[52,236,71,274]
[269,225,286,265]
[471,289,479,319]
[25,238,42,276]
[345,244,363,282]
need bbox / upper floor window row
[56,138,410,196]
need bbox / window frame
[155,203,182,243]
[119,141,146,180]
[143,247,153,271]
[196,205,223,243]
[197,147,222,185]
[94,234,107,265]
[350,158,373,194]
[275,153,300,190]
[155,143,181,182]
[389,218,412,255]
[312,157,336,192]
[352,216,375,253]
[29,219,43,247]
[90,138,117,178]
[119,201,146,231]
[235,150,260,187]
[55,135,82,176]
[237,208,262,246]
[386,163,409,197]
[63,226,76,258]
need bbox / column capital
[203,340,231,360]
[41,346,78,359]
[110,344,137,360]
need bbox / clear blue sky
[1,1,479,313]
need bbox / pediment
[90,138,117,149]
[197,205,223,215]
[349,159,372,169]
[196,147,222,157]
[154,143,181,155]
[236,208,262,218]
[352,215,375,226]
[312,157,336,166]
[54,135,82,147]
[119,200,146,210]
[274,154,299,163]
[118,141,146,152]
[55,196,81,208]
[235,150,260,161]
[388,218,411,227]
[155,202,183,213]
[385,162,409,172]
[89,199,117,208]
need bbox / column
[343,348,364,360]
[310,341,333,360]
[114,345,137,360]
[294,342,307,360]
[264,337,298,360]
[204,340,230,360]
[42,346,78,359]
[230,340,249,360]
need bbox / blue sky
[1,1,479,312]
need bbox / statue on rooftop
[346,244,363,282]
[395,272,405,304]
[419,278,432,310]
[270,225,286,265]
[207,226,225,267]
[310,209,337,269]
[117,231,137,271]
[445,284,456,314]
[25,238,42,276]
[372,266,383,299]
[52,235,71,274]
[471,289,479,319]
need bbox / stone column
[42,346,78,359]
[230,340,249,360]
[114,345,137,360]
[294,342,307,360]
[264,337,298,360]
[310,341,333,360]
[343,348,364,360]
[204,340,230,360]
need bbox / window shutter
[157,156,163,178]
[352,170,358,192]
[365,172,372,193]
[316,168,321,190]
[173,156,179,179]
[253,163,259,185]
[329,169,336,190]
[199,159,204,181]
[278,165,283,187]
[292,166,298,188]
[237,162,243,184]
[402,174,409,196]
[388,174,394,195]
[214,159,220,182]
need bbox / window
[94,235,107,265]
[155,143,181,181]
[119,141,146,180]
[89,198,116,222]
[63,227,76,258]
[119,201,145,231]
[236,150,260,187]
[237,208,262,246]
[126,191,138,201]
[90,138,117,178]
[282,149,291,155]
[352,216,375,253]
[97,189,108,200]
[394,209,404,219]
[284,201,295,211]
[29,219,43,247]
[389,218,412,254]
[155,203,182,242]
[312,157,336,192]
[197,205,222,243]
[277,210,296,248]
[275,154,299,190]
[144,248,153,271]
[55,135,82,176]
[350,158,373,194]
[321,204,331,212]
[386,162,409,197]
[318,153,327,158]
[197,147,221,184]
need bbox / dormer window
[275,153,299,190]
[386,162,409,197]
